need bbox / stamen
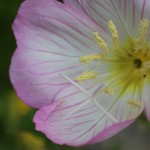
[93,32,109,55]
[126,99,143,119]
[103,87,114,96]
[60,73,118,123]
[127,99,142,108]
[134,19,149,53]
[138,19,149,36]
[80,53,104,64]
[140,61,150,76]
[108,20,119,49]
[75,71,97,81]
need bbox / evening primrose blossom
[10,0,150,146]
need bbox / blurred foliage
[1,0,150,150]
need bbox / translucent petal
[142,76,150,121]
[135,0,150,43]
[33,79,143,146]
[78,0,148,40]
[10,0,106,108]
[64,0,82,10]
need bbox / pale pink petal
[64,0,82,10]
[78,0,148,40]
[33,81,143,146]
[134,0,150,19]
[134,0,150,42]
[142,77,150,121]
[87,120,132,144]
[10,0,107,108]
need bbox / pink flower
[10,0,150,146]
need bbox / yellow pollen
[93,32,109,55]
[140,61,150,76]
[134,18,149,53]
[103,87,114,96]
[126,99,142,119]
[127,99,142,108]
[75,71,97,81]
[138,19,149,35]
[80,53,104,64]
[108,20,119,49]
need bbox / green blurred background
[1,0,150,150]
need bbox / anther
[76,71,97,81]
[93,32,109,55]
[103,87,114,96]
[80,53,104,64]
[140,61,150,76]
[134,18,149,53]
[138,19,149,35]
[127,99,142,108]
[108,20,119,49]
[126,99,142,119]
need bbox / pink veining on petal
[141,0,146,19]
[33,79,143,146]
[86,120,134,145]
[132,0,135,28]
[124,0,127,19]
[10,0,106,108]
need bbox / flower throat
[76,18,150,82]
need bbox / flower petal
[134,0,150,42]
[142,77,150,121]
[78,0,146,39]
[64,0,82,10]
[10,0,106,108]
[134,0,150,19]
[33,80,143,146]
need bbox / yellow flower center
[75,19,150,103]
